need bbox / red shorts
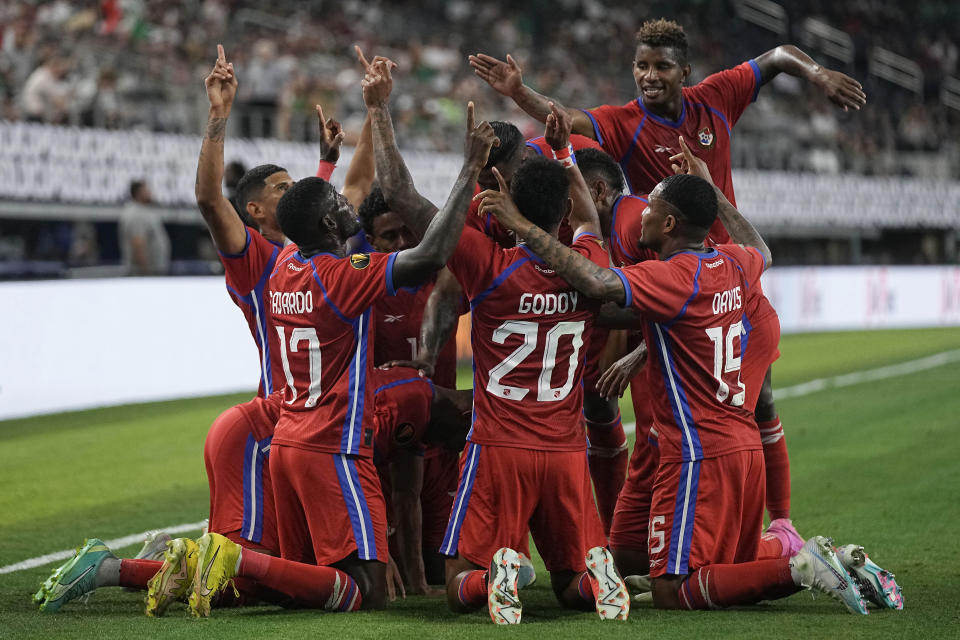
[648,450,765,577]
[421,446,459,549]
[270,445,388,566]
[441,443,605,573]
[609,430,659,552]
[204,392,282,555]
[743,310,781,412]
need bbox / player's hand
[464,101,500,167]
[669,136,713,185]
[358,46,398,108]
[406,579,443,597]
[380,359,435,378]
[386,556,406,601]
[812,67,866,112]
[544,101,572,151]
[204,44,237,115]
[474,167,526,232]
[468,53,524,97]
[597,342,648,399]
[315,104,344,163]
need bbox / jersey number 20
[487,320,585,402]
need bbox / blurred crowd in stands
[1,0,957,176]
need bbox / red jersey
[611,244,766,463]
[373,280,458,388]
[371,367,434,465]
[447,227,606,451]
[220,227,285,397]
[267,245,398,457]
[608,194,658,268]
[524,134,602,157]
[584,60,762,245]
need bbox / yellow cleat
[145,537,199,617]
[188,533,240,618]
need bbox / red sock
[756,534,784,560]
[677,559,798,609]
[238,549,361,611]
[576,572,596,603]
[759,416,791,520]
[586,412,628,535]
[118,559,163,590]
[456,569,488,610]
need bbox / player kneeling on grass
[477,156,903,614]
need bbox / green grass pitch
[2,327,958,639]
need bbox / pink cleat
[764,518,805,557]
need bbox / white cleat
[585,546,630,621]
[517,552,537,589]
[790,536,868,615]
[487,548,522,625]
[835,544,903,610]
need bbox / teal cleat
[835,544,904,610]
[34,538,115,613]
[790,536,868,615]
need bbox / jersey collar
[663,247,718,261]
[636,95,687,128]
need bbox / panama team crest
[350,253,371,269]
[697,127,715,148]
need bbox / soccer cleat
[487,547,522,625]
[188,532,241,618]
[135,531,172,561]
[790,536,868,615]
[145,537,199,617]
[764,518,805,557]
[624,573,651,595]
[585,546,630,621]
[517,552,537,589]
[835,544,903,611]
[34,538,115,613]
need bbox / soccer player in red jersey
[471,19,868,525]
[370,96,630,622]
[479,162,882,614]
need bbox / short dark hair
[275,177,338,247]
[510,156,569,233]
[486,121,524,170]
[575,148,625,193]
[655,173,717,234]
[129,180,145,199]
[636,18,688,65]
[358,184,390,235]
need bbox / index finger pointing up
[217,44,225,62]
[466,101,475,132]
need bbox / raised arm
[543,102,601,238]
[359,47,439,239]
[195,45,247,254]
[670,136,772,269]
[754,45,866,112]
[390,100,499,290]
[468,53,596,138]
[477,169,626,304]
[341,112,375,209]
[417,268,463,371]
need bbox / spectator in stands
[118,180,170,276]
[20,53,73,123]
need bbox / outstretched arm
[417,268,462,369]
[670,136,772,269]
[754,45,866,112]
[389,100,499,290]
[341,112,375,209]
[543,102,602,238]
[469,53,596,138]
[477,169,625,304]
[195,45,247,254]
[359,47,439,238]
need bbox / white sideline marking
[6,349,959,575]
[622,348,960,435]
[0,520,206,575]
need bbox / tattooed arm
[195,45,247,254]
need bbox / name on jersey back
[517,291,579,315]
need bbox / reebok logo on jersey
[384,314,404,323]
[704,259,724,268]
[350,253,371,270]
[287,262,305,272]
[654,144,675,154]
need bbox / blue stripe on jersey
[651,322,704,462]
[250,249,279,393]
[218,227,253,258]
[340,309,371,455]
[667,459,701,575]
[334,454,378,561]
[638,97,686,128]
[618,115,648,194]
[665,259,703,329]
[309,262,351,323]
[373,376,434,397]
[579,109,604,147]
[749,59,762,102]
[525,141,545,155]
[741,312,753,359]
[691,102,731,137]
[469,256,532,309]
[609,268,633,307]
[440,442,482,557]
[241,434,271,544]
[385,252,399,296]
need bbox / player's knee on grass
[583,391,618,424]
[754,367,777,422]
[550,570,593,611]
[445,556,484,612]
[334,556,387,610]
[651,575,686,610]
[611,547,650,584]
